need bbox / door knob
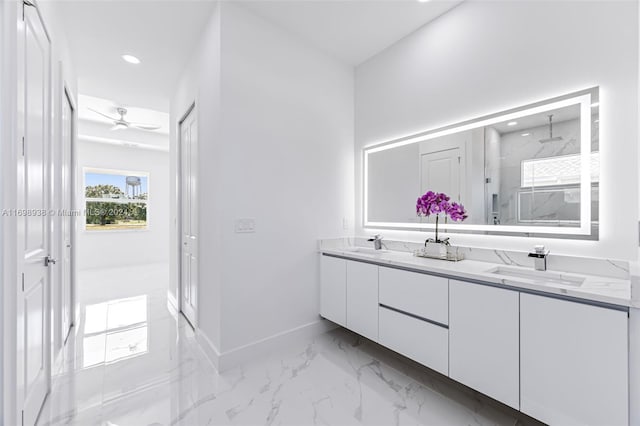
[44,256,57,266]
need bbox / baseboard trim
[195,328,221,371]
[216,318,337,372]
[193,318,338,373]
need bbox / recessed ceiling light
[507,121,518,126]
[521,132,531,137]
[591,102,600,108]
[122,54,141,64]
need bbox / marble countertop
[320,246,635,309]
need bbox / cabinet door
[521,294,628,425]
[449,280,519,409]
[346,261,379,341]
[320,256,346,326]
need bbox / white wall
[355,0,639,260]
[170,2,354,357]
[218,2,354,352]
[76,141,170,269]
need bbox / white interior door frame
[63,82,77,337]
[177,102,198,328]
[51,74,76,371]
[0,2,21,424]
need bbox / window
[521,152,600,188]
[84,169,149,231]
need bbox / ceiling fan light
[113,123,128,130]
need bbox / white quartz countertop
[320,247,634,309]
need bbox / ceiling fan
[88,106,161,131]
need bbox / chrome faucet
[528,245,550,271]
[368,234,383,250]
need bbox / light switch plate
[235,218,256,233]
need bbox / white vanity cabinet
[320,252,631,425]
[520,294,629,426]
[346,260,379,341]
[449,280,519,409]
[320,255,347,327]
[378,267,449,375]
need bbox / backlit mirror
[364,87,599,238]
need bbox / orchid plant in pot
[416,191,468,257]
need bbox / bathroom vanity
[318,242,633,425]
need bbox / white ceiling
[50,0,462,113]
[78,94,170,151]
[237,0,463,66]
[492,105,584,135]
[51,1,217,112]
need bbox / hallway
[36,265,540,426]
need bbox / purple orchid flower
[447,202,468,222]
[416,190,467,245]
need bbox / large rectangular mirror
[364,87,599,238]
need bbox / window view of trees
[85,172,148,231]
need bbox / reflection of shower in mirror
[539,114,564,143]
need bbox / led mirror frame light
[363,88,595,236]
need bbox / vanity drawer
[379,305,448,375]
[379,267,448,325]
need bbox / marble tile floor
[37,264,544,426]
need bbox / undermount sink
[486,266,585,287]
[343,247,389,254]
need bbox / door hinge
[21,410,24,426]
[21,136,25,156]
[458,156,461,164]
[21,273,24,292]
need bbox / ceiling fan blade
[88,107,119,121]
[130,122,161,131]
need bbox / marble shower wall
[496,118,581,225]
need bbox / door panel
[346,261,378,342]
[180,107,197,326]
[320,256,347,326]
[420,148,461,201]
[25,281,45,388]
[520,294,628,425]
[449,281,519,410]
[19,3,51,425]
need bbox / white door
[17,2,52,424]
[61,89,74,343]
[179,106,198,327]
[420,148,461,201]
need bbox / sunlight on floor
[82,295,149,368]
